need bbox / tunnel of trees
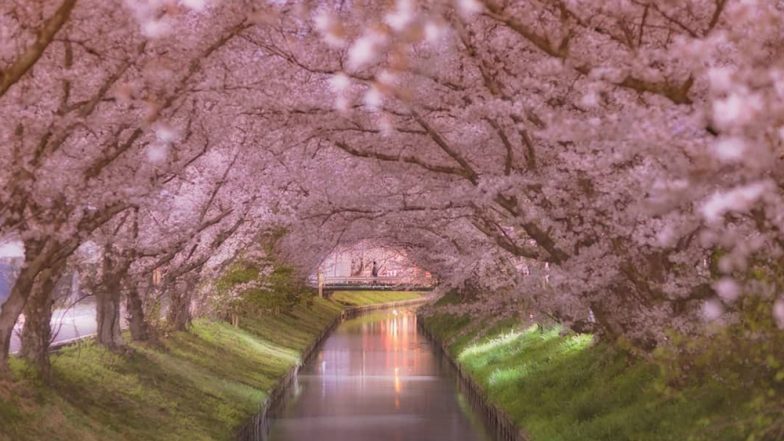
[1,0,784,438]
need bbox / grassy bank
[0,298,343,441]
[330,290,423,306]
[422,308,760,441]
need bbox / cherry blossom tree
[2,0,784,378]
[0,0,275,373]
[251,0,784,345]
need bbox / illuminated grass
[458,327,531,360]
[330,290,423,306]
[0,297,343,441]
[422,313,750,441]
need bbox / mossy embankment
[330,290,423,306]
[421,295,781,441]
[0,298,344,441]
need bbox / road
[10,302,98,354]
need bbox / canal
[267,308,494,441]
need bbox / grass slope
[330,290,423,306]
[422,312,750,441]
[0,298,343,441]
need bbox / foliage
[214,264,259,293]
[211,238,314,323]
[655,294,784,441]
[240,264,310,314]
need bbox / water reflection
[268,309,493,441]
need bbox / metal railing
[309,275,436,291]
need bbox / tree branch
[0,0,78,97]
[332,140,470,179]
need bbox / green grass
[421,313,752,441]
[0,297,343,441]
[330,290,423,306]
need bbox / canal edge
[417,314,530,441]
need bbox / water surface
[268,308,493,441]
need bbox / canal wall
[235,297,430,441]
[418,316,529,441]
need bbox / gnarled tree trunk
[168,276,196,332]
[0,266,35,374]
[19,260,64,378]
[0,239,48,375]
[94,249,130,349]
[126,283,149,341]
[95,282,123,349]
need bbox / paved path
[10,303,97,354]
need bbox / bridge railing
[308,275,436,290]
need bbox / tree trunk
[168,290,192,331]
[588,299,626,342]
[19,260,63,378]
[0,268,34,374]
[126,284,149,341]
[95,280,123,349]
[95,249,127,349]
[168,277,195,332]
[0,239,48,375]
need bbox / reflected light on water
[268,309,493,441]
